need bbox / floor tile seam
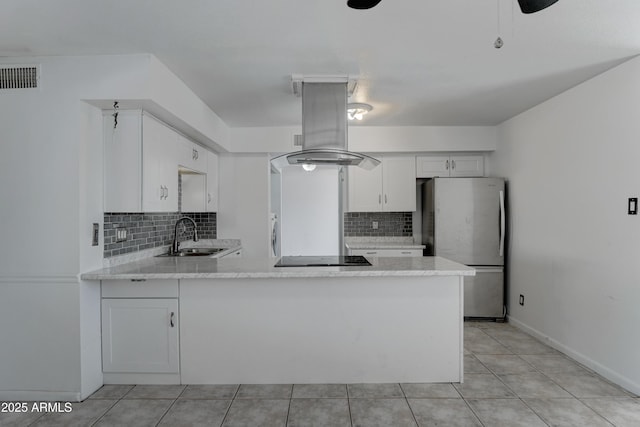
[459,396,488,427]
[526,397,617,427]
[24,411,46,427]
[219,384,241,426]
[154,397,179,427]
[88,398,124,427]
[579,397,635,426]
[514,395,554,427]
[402,395,420,427]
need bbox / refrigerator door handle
[499,190,505,257]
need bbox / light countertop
[81,256,474,280]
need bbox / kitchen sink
[157,247,225,257]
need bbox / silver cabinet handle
[451,160,456,170]
[160,185,165,200]
[170,312,175,328]
[208,193,212,203]
[130,279,146,282]
[165,186,169,199]
[385,194,388,204]
[378,194,382,204]
[195,150,199,160]
[445,159,449,170]
[366,251,377,255]
[401,251,411,254]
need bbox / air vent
[0,66,39,89]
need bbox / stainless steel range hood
[271,81,380,170]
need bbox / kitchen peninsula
[82,256,474,385]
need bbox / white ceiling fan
[347,0,560,14]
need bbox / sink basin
[157,247,225,257]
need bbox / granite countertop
[81,256,475,280]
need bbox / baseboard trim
[0,390,81,402]
[103,373,181,385]
[508,315,640,396]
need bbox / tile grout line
[153,385,187,426]
[218,384,240,427]
[399,383,421,427]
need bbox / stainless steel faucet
[171,216,199,254]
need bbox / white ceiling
[2,0,639,127]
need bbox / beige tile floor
[2,321,639,426]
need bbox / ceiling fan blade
[347,0,383,10]
[517,0,560,14]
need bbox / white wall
[230,125,496,153]
[217,154,271,258]
[489,56,640,394]
[0,54,228,400]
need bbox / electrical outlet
[372,221,378,230]
[116,228,128,242]
[519,294,524,306]
[92,223,99,246]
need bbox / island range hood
[271,80,380,170]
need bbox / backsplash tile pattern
[104,212,216,258]
[344,212,412,237]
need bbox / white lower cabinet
[102,298,179,374]
[101,279,180,378]
[350,248,423,257]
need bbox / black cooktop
[274,255,372,267]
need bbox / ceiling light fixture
[347,103,372,121]
[347,0,382,10]
[517,0,559,14]
[302,163,316,172]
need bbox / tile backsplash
[104,212,216,258]
[344,212,412,237]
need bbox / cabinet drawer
[351,249,423,257]
[101,279,179,298]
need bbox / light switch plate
[629,198,637,215]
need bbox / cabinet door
[347,163,383,212]
[102,299,179,373]
[181,173,206,212]
[382,157,416,211]
[178,135,206,173]
[416,155,451,178]
[104,111,142,212]
[450,155,484,177]
[142,115,179,212]
[206,151,219,212]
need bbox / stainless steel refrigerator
[422,177,506,319]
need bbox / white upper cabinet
[178,134,206,173]
[348,156,416,212]
[416,154,484,178]
[104,110,216,213]
[104,110,143,212]
[206,151,219,212]
[142,114,179,212]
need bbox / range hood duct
[271,82,380,170]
